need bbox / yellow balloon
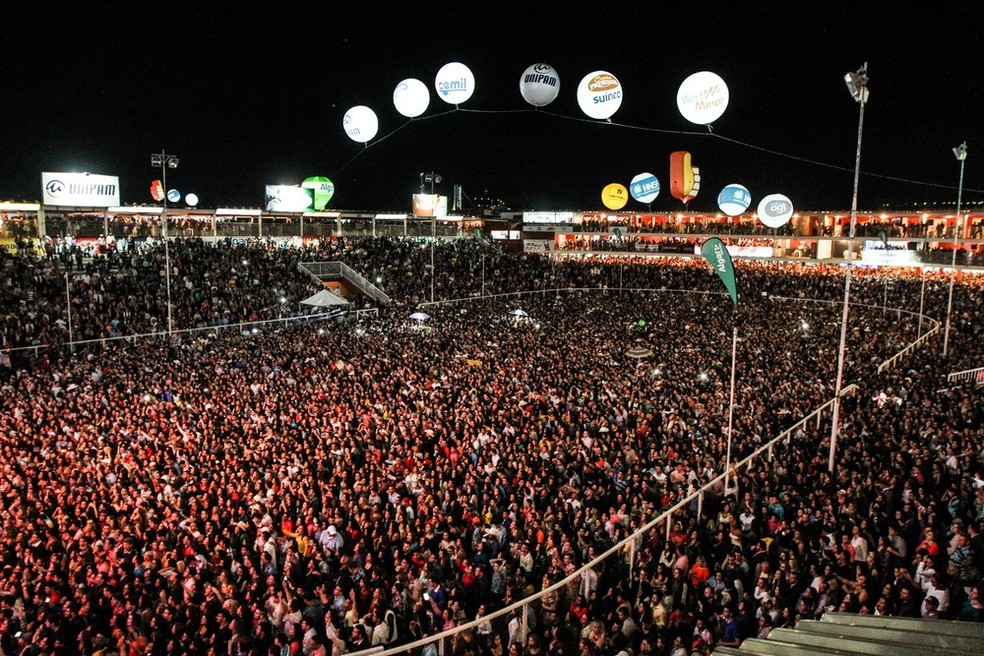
[602,183,629,210]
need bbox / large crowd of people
[0,237,981,656]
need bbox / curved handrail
[350,287,940,656]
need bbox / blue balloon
[717,184,751,216]
[166,189,181,203]
[630,173,660,203]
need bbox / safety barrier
[349,287,937,656]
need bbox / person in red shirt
[914,528,940,561]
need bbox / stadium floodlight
[843,64,868,104]
[829,63,868,474]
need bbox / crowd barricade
[349,287,939,656]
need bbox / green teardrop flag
[700,237,738,307]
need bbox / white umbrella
[409,312,430,321]
[509,309,529,317]
[626,346,654,360]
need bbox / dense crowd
[0,238,982,656]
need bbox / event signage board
[265,185,315,212]
[412,194,448,218]
[42,172,120,207]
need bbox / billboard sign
[412,194,448,217]
[42,172,120,207]
[265,178,334,213]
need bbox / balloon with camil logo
[435,62,475,106]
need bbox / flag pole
[725,318,737,497]
[699,237,740,499]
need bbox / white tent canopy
[300,289,350,308]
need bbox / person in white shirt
[919,572,949,616]
[850,524,869,564]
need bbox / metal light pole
[943,142,968,358]
[431,211,436,302]
[65,272,73,346]
[829,63,868,474]
[151,150,179,335]
[420,171,441,303]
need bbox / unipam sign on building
[42,172,120,207]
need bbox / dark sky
[2,2,982,213]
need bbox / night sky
[2,2,982,213]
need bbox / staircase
[298,261,391,307]
[713,612,984,656]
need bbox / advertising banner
[42,172,120,207]
[265,185,314,212]
[412,194,448,218]
[524,239,553,252]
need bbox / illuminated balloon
[150,179,164,202]
[630,173,660,204]
[185,193,199,207]
[601,183,629,210]
[577,71,623,120]
[393,78,430,118]
[435,62,475,105]
[519,63,560,107]
[302,176,335,210]
[757,193,794,228]
[717,184,751,216]
[669,152,701,204]
[677,71,730,125]
[166,189,181,203]
[343,105,379,143]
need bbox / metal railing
[352,287,936,656]
[298,261,392,306]
[0,309,378,362]
[947,366,984,385]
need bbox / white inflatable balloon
[677,71,730,125]
[757,193,794,228]
[343,105,379,143]
[185,193,199,207]
[520,63,560,107]
[393,78,430,118]
[577,71,623,120]
[435,62,475,105]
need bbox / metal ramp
[712,612,984,656]
[298,261,391,307]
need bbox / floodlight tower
[151,150,179,335]
[829,63,867,474]
[943,142,968,358]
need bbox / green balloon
[638,319,646,327]
[302,176,334,210]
